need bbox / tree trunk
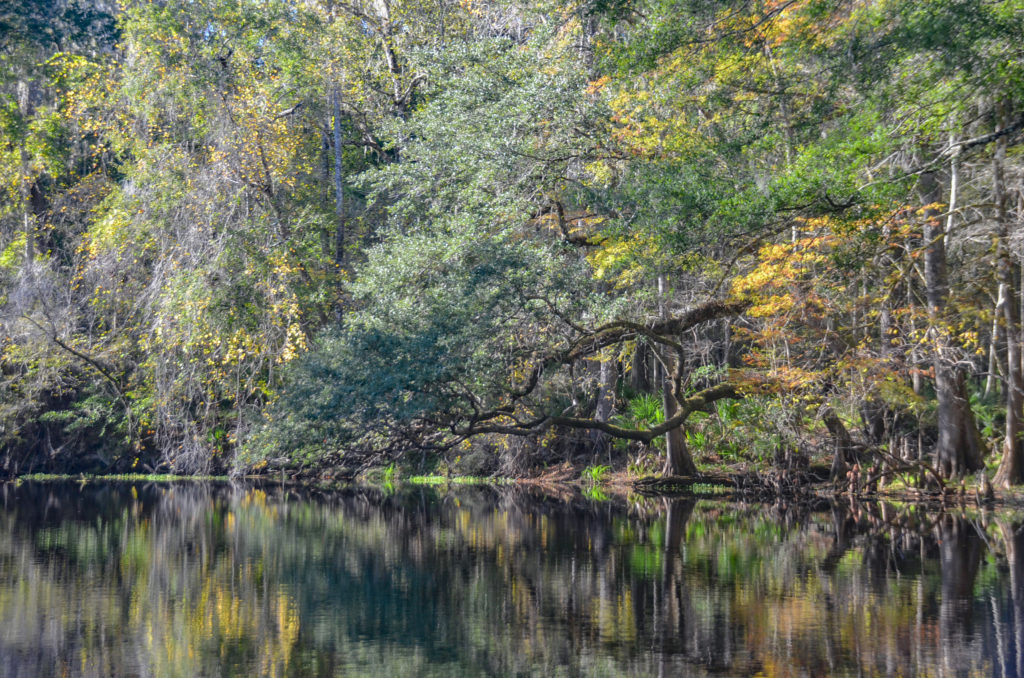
[658,275,697,476]
[629,340,653,393]
[17,79,35,267]
[331,87,346,267]
[919,169,984,477]
[908,290,924,396]
[879,287,894,360]
[823,405,856,481]
[1015,191,1024,378]
[661,378,696,476]
[933,365,984,477]
[986,288,1005,398]
[589,358,617,458]
[994,105,1024,486]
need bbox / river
[0,480,1019,676]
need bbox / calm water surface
[0,481,1021,677]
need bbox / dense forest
[1,0,1023,488]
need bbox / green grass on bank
[16,473,231,482]
[406,475,512,486]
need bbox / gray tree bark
[630,340,653,393]
[918,169,985,477]
[994,105,1024,487]
[17,79,35,266]
[588,357,617,458]
[331,87,346,267]
[658,275,697,476]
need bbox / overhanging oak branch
[451,300,749,445]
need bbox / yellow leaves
[585,76,610,95]
[85,203,137,261]
[588,235,652,285]
[583,160,615,188]
[728,219,859,391]
[609,92,699,160]
[222,329,259,367]
[731,365,818,395]
[0,234,27,271]
[745,294,796,318]
[915,201,945,217]
[279,323,307,364]
[730,234,830,315]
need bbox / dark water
[0,482,1021,677]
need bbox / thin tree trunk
[995,104,1024,486]
[331,87,346,267]
[17,80,34,266]
[879,292,894,359]
[589,358,617,459]
[987,288,1006,398]
[1015,191,1024,383]
[909,292,924,395]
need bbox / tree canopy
[3,0,1024,489]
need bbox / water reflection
[0,481,1020,676]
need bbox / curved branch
[466,382,742,443]
[22,314,138,447]
[422,300,749,449]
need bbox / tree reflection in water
[0,481,1020,677]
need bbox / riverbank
[13,462,1024,508]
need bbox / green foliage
[628,394,664,427]
[249,29,615,462]
[17,473,228,482]
[581,464,611,484]
[0,233,25,270]
[406,475,509,486]
[685,430,708,454]
[627,452,660,477]
[2,0,1024,484]
[971,391,1003,442]
[611,395,665,454]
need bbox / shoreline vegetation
[3,1,1024,498]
